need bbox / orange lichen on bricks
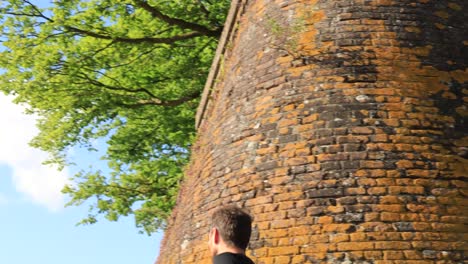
[157,0,468,263]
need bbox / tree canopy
[0,0,230,234]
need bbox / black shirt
[213,252,255,264]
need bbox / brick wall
[156,0,467,263]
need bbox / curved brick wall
[157,0,468,263]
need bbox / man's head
[208,205,253,256]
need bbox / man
[208,205,255,264]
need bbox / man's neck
[216,245,245,256]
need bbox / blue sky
[0,1,163,263]
[0,95,163,264]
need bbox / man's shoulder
[213,252,255,264]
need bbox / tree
[0,0,230,234]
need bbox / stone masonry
[157,0,467,263]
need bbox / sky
[0,1,163,263]
[0,95,163,264]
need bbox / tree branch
[133,0,222,37]
[77,72,158,98]
[75,72,200,107]
[74,40,116,66]
[3,11,43,18]
[119,91,202,108]
[65,25,204,44]
[101,184,149,196]
[105,46,161,69]
[195,0,223,27]
[197,0,212,17]
[11,1,206,45]
[22,0,54,22]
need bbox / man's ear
[213,227,220,244]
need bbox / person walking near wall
[208,205,255,264]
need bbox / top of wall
[195,0,246,129]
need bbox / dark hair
[211,205,253,250]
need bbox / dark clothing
[213,252,255,264]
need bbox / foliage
[0,0,230,234]
[259,5,307,58]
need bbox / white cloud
[0,94,69,211]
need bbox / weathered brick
[157,1,468,263]
[330,234,350,243]
[269,246,299,256]
[306,206,324,216]
[344,187,366,195]
[334,213,364,223]
[381,212,401,222]
[383,251,405,260]
[307,188,344,198]
[327,206,345,213]
[368,187,387,195]
[350,232,367,241]
[337,242,374,251]
[373,204,406,213]
[375,241,412,250]
[351,127,374,134]
[271,219,293,229]
[365,251,383,259]
[388,186,425,195]
[365,213,380,221]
